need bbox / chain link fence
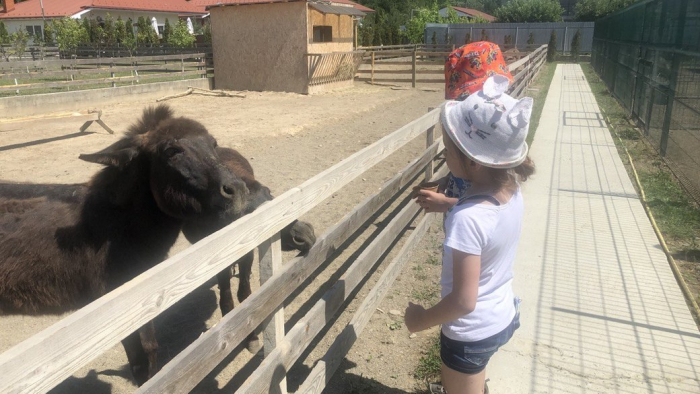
[592,0,700,205]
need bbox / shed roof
[451,6,495,22]
[310,3,366,16]
[0,0,209,19]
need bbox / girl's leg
[441,362,486,394]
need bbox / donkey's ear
[79,138,139,168]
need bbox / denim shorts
[440,299,521,374]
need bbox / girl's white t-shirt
[441,188,523,342]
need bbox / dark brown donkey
[180,147,316,349]
[0,105,249,386]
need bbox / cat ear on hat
[508,97,534,129]
[482,75,510,98]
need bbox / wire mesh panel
[592,0,700,205]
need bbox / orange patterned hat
[445,41,513,100]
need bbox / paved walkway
[489,64,700,393]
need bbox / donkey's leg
[121,321,159,386]
[216,267,235,316]
[236,250,260,353]
[237,250,254,304]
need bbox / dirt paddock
[0,83,447,393]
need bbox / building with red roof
[0,0,217,38]
[439,6,496,22]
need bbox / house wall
[210,2,309,93]
[307,8,354,53]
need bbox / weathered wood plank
[258,233,286,394]
[0,62,205,80]
[0,53,208,70]
[235,191,423,394]
[295,172,446,394]
[135,136,445,394]
[355,77,444,84]
[0,70,205,91]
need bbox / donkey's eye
[164,147,183,158]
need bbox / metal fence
[592,0,700,205]
[425,22,595,53]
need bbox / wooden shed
[208,0,372,94]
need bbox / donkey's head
[79,105,248,221]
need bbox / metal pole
[39,0,46,42]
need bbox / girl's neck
[465,179,514,204]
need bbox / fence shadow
[0,131,95,152]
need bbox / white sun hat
[442,75,533,169]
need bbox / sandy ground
[0,83,446,393]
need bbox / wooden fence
[356,44,547,93]
[306,51,364,87]
[0,46,546,393]
[0,53,211,95]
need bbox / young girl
[406,75,534,394]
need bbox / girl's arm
[405,249,480,333]
[414,189,458,213]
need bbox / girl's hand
[405,302,427,333]
[413,189,456,213]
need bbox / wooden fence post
[110,62,116,88]
[371,51,375,85]
[412,48,417,88]
[258,233,287,394]
[425,128,435,181]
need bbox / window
[312,26,332,43]
[25,25,42,37]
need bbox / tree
[402,4,470,44]
[0,22,10,61]
[103,14,116,46]
[115,16,126,44]
[43,21,54,44]
[10,28,30,60]
[202,21,212,44]
[163,19,172,43]
[570,29,581,61]
[547,29,557,62]
[574,0,639,21]
[464,31,471,44]
[51,18,89,53]
[167,20,195,48]
[527,31,535,47]
[480,29,488,41]
[136,16,158,45]
[495,0,564,23]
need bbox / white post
[515,27,519,50]
[258,233,287,394]
[563,27,568,55]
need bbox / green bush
[495,0,564,23]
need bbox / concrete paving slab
[488,64,700,393]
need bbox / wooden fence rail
[0,104,443,394]
[306,51,364,87]
[356,44,547,92]
[0,53,211,95]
